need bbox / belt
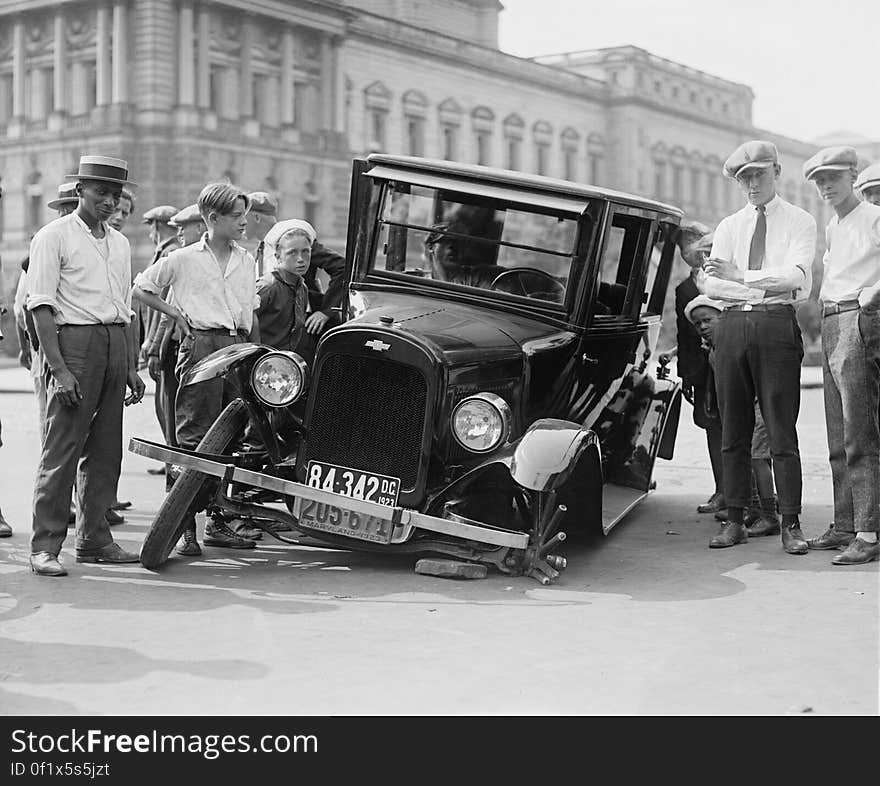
[723,303,794,313]
[193,327,247,336]
[822,300,860,318]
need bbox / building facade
[0,0,861,318]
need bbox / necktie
[256,241,265,276]
[748,205,766,270]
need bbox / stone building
[0,0,858,332]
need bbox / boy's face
[208,197,248,242]
[735,165,779,206]
[77,180,122,224]
[275,232,312,277]
[862,185,880,206]
[811,169,854,208]
[691,306,721,342]
[108,195,132,230]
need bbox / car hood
[345,291,528,366]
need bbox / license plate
[293,461,401,544]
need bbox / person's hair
[120,188,134,208]
[197,182,249,219]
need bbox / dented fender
[509,418,601,492]
[182,342,273,386]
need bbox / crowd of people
[1,142,878,574]
[0,155,344,575]
[663,141,880,565]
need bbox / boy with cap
[245,191,278,277]
[803,146,880,564]
[134,183,259,553]
[25,155,145,576]
[855,163,880,207]
[702,140,816,554]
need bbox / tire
[139,398,250,569]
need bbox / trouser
[691,382,723,494]
[713,306,803,514]
[821,307,880,533]
[31,324,128,555]
[158,340,179,447]
[175,329,246,451]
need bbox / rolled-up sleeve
[704,218,764,302]
[743,210,815,293]
[135,253,177,295]
[26,226,63,314]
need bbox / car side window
[594,211,653,318]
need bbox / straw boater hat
[47,182,79,210]
[65,155,136,186]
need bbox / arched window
[402,89,428,157]
[503,113,525,170]
[471,106,495,166]
[438,98,462,161]
[588,132,606,185]
[364,81,392,152]
[533,120,552,176]
[561,127,580,181]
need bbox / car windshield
[369,182,582,306]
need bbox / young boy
[133,183,260,555]
[803,146,880,564]
[855,163,880,207]
[684,294,779,541]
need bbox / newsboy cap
[47,182,79,210]
[802,146,858,180]
[142,204,178,224]
[246,191,278,216]
[684,294,726,324]
[169,203,204,227]
[723,140,779,179]
[855,162,880,193]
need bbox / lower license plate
[293,461,402,544]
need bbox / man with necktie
[702,140,817,553]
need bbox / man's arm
[742,210,816,293]
[311,241,346,316]
[31,305,82,408]
[703,218,766,301]
[131,286,192,339]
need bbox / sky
[497,0,878,144]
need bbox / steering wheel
[490,268,566,302]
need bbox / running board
[128,438,528,550]
[602,483,648,535]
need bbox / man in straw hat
[25,155,145,576]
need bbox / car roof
[367,154,684,219]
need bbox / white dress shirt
[134,234,259,333]
[704,194,816,306]
[26,212,132,325]
[819,201,880,305]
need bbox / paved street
[0,362,876,715]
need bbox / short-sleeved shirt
[819,201,880,304]
[26,212,132,325]
[134,234,259,333]
[255,268,308,351]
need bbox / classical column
[111,1,128,103]
[239,16,254,118]
[95,4,111,106]
[53,9,66,113]
[197,3,211,109]
[30,68,47,120]
[333,36,345,134]
[12,19,25,119]
[319,34,333,130]
[178,1,195,105]
[280,25,295,126]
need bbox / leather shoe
[709,521,747,548]
[30,551,67,576]
[104,509,125,526]
[229,518,263,541]
[110,499,132,511]
[832,538,880,565]
[698,492,726,514]
[807,526,855,551]
[0,509,11,538]
[746,516,780,538]
[781,524,808,555]
[204,520,256,549]
[76,542,140,564]
[175,526,202,556]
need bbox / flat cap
[142,204,178,224]
[684,294,725,324]
[802,146,858,180]
[169,203,204,227]
[723,140,779,179]
[246,191,278,215]
[855,162,880,193]
[47,182,79,210]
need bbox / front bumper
[129,438,528,550]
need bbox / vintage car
[130,154,684,583]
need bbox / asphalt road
[0,364,876,715]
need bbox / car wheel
[139,398,250,569]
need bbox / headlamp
[451,392,511,453]
[250,351,308,407]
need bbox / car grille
[303,353,428,491]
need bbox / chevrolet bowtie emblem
[364,339,391,352]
